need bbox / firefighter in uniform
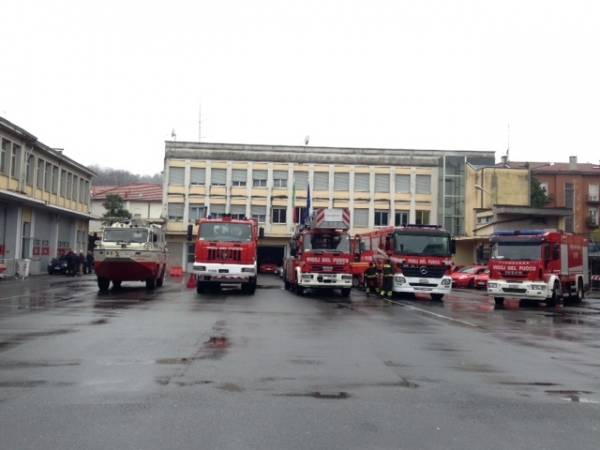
[381,261,394,299]
[364,262,378,297]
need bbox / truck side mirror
[450,239,456,255]
[186,224,193,242]
[259,227,265,239]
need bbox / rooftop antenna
[304,135,310,146]
[198,103,203,142]
[171,128,177,141]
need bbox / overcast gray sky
[1,0,599,175]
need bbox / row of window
[0,138,90,204]
[168,203,430,227]
[169,167,432,194]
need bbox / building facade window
[210,203,226,218]
[168,203,184,220]
[66,173,72,199]
[169,167,185,186]
[0,139,9,174]
[395,211,409,226]
[354,173,370,192]
[189,205,206,222]
[565,182,575,232]
[25,154,34,186]
[211,168,226,186]
[313,172,329,191]
[395,174,410,193]
[334,172,349,191]
[252,170,267,187]
[374,210,389,226]
[293,171,308,189]
[72,175,78,201]
[10,143,20,178]
[190,168,205,185]
[251,205,266,223]
[293,206,307,224]
[272,207,287,224]
[588,208,598,226]
[589,184,599,202]
[353,208,368,227]
[416,210,430,225]
[273,170,288,188]
[416,174,431,194]
[232,169,247,186]
[230,204,246,219]
[375,173,389,193]
[52,166,59,194]
[44,162,52,192]
[60,169,67,196]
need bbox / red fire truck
[192,215,260,295]
[284,208,353,297]
[352,224,455,301]
[487,230,589,306]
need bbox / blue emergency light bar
[493,230,546,236]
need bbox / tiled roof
[92,183,162,201]
[498,161,600,175]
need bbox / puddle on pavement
[90,318,109,325]
[545,389,598,403]
[257,284,281,289]
[0,360,80,369]
[451,362,501,374]
[276,391,350,399]
[174,380,213,387]
[289,358,322,365]
[0,380,74,388]
[0,328,77,353]
[499,381,560,387]
[217,382,244,392]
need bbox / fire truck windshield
[103,228,149,243]
[393,232,451,256]
[491,241,541,261]
[304,232,350,253]
[199,223,252,242]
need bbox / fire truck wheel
[196,282,206,294]
[97,277,110,292]
[573,279,584,303]
[494,297,504,307]
[112,280,121,289]
[146,277,156,290]
[546,281,561,307]
[295,284,305,296]
[431,293,444,302]
[352,276,361,289]
[340,288,351,298]
[242,278,257,295]
[156,268,165,288]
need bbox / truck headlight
[302,274,313,280]
[342,275,352,281]
[441,278,451,286]
[241,267,255,273]
[530,284,546,290]
[487,282,498,288]
[394,275,406,284]
[195,265,206,271]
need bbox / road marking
[385,299,479,328]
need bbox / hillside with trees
[89,165,162,186]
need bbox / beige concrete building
[0,116,93,275]
[163,142,495,270]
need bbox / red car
[259,262,278,274]
[451,265,488,288]
[474,269,490,289]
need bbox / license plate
[508,284,518,289]
[209,269,217,273]
[419,279,429,284]
[323,266,333,271]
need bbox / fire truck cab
[352,224,455,301]
[284,208,353,297]
[487,230,589,306]
[192,216,259,294]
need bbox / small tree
[102,194,131,224]
[530,176,551,208]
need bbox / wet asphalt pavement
[1,275,599,450]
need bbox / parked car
[474,269,490,289]
[259,262,279,274]
[47,256,69,275]
[450,265,488,288]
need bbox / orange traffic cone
[187,273,197,288]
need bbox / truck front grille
[207,248,242,262]
[402,266,446,279]
[311,264,345,273]
[502,287,527,294]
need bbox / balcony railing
[588,195,600,203]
